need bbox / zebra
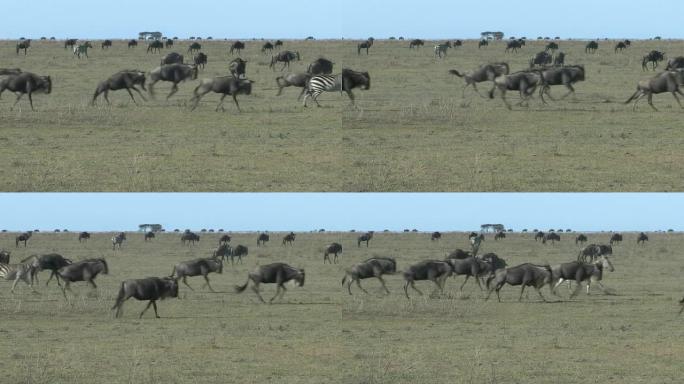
[0,262,37,293]
[73,42,93,59]
[303,69,370,107]
[112,232,126,250]
[434,42,451,58]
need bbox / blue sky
[0,193,681,232]
[1,0,681,40]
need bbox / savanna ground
[1,38,684,191]
[0,230,682,383]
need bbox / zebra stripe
[303,74,342,107]
[0,262,36,292]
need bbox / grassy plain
[0,230,682,383]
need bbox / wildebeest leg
[131,86,147,101]
[296,87,306,101]
[535,287,547,302]
[12,93,24,110]
[270,284,284,303]
[334,254,338,264]
[252,282,265,303]
[139,300,154,318]
[377,276,389,294]
[232,94,241,112]
[215,94,228,112]
[552,278,565,295]
[125,88,138,105]
[323,254,329,264]
[671,92,683,108]
[45,271,56,286]
[166,83,179,100]
[518,285,526,301]
[182,276,194,291]
[561,83,575,99]
[647,93,657,111]
[88,278,98,289]
[569,279,582,298]
[203,275,215,292]
[355,279,369,294]
[410,281,423,296]
[459,276,470,291]
[346,90,355,106]
[501,90,512,110]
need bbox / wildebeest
[551,255,614,297]
[486,263,553,302]
[193,52,208,69]
[0,68,21,76]
[15,231,32,247]
[488,70,543,110]
[274,40,283,49]
[101,40,112,49]
[55,258,108,298]
[543,232,561,244]
[480,252,508,274]
[112,277,179,318]
[357,231,373,247]
[609,233,623,245]
[257,233,270,246]
[0,261,36,293]
[214,244,248,264]
[342,257,397,295]
[165,39,174,48]
[261,42,274,53]
[323,242,343,264]
[230,244,249,264]
[308,58,333,75]
[78,231,91,242]
[147,40,163,53]
[73,42,93,59]
[449,62,510,97]
[16,39,31,55]
[575,234,588,245]
[431,231,442,241]
[190,76,253,112]
[585,41,598,53]
[637,232,649,244]
[445,256,491,291]
[229,58,247,79]
[161,52,184,65]
[234,262,305,303]
[270,51,300,71]
[0,250,10,264]
[0,72,52,111]
[578,244,612,262]
[538,65,585,103]
[409,39,424,49]
[494,231,506,240]
[23,253,72,286]
[642,50,666,71]
[282,232,296,246]
[434,42,451,58]
[275,72,311,100]
[112,232,126,249]
[230,41,245,55]
[614,41,629,53]
[357,39,373,55]
[219,234,231,244]
[180,231,200,245]
[553,52,565,66]
[478,39,489,49]
[127,39,138,48]
[530,51,552,67]
[303,68,370,107]
[171,257,223,292]
[148,63,198,99]
[666,56,684,70]
[187,42,201,54]
[625,69,684,111]
[64,39,78,50]
[447,248,472,260]
[545,42,559,52]
[144,232,155,241]
[505,39,525,53]
[91,70,147,105]
[403,260,454,299]
[534,231,545,241]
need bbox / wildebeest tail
[234,276,250,293]
[624,88,641,104]
[448,69,464,77]
[111,281,126,310]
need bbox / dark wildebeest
[23,253,72,286]
[585,41,598,54]
[229,58,247,79]
[486,263,553,302]
[545,42,559,52]
[357,231,374,247]
[127,39,138,48]
[171,257,223,292]
[543,232,561,244]
[575,234,588,245]
[193,52,208,69]
[257,233,270,246]
[112,277,178,318]
[214,244,248,264]
[262,42,274,53]
[101,40,112,49]
[449,62,510,97]
[538,65,585,103]
[148,63,198,100]
[614,41,628,53]
[188,42,201,54]
[481,252,508,274]
[488,70,543,110]
[78,231,91,243]
[161,52,184,65]
[229,244,249,264]
[666,56,684,70]
[64,39,78,50]
[445,256,491,291]
[551,255,614,297]
[357,39,373,55]
[234,262,305,303]
[55,258,109,298]
[625,69,684,111]
[642,50,666,71]
[219,234,231,244]
[342,257,397,295]
[534,231,545,241]
[609,233,623,245]
[147,40,163,53]
[494,231,506,240]
[180,231,200,245]
[308,58,334,75]
[303,68,371,107]
[15,232,32,247]
[0,250,10,264]
[274,40,283,49]
[530,51,552,67]
[165,39,174,48]
[112,232,126,249]
[577,244,612,262]
[505,39,525,53]
[275,72,311,100]
[270,51,300,71]
[91,70,147,105]
[553,52,565,66]
[16,39,31,55]
[478,39,489,49]
[409,39,424,49]
[637,232,649,244]
[431,231,442,241]
[323,242,343,264]
[230,41,245,55]
[282,232,296,246]
[403,260,454,299]
[144,232,155,241]
[0,72,52,111]
[447,248,471,260]
[190,76,253,112]
[0,68,21,76]
[434,42,451,58]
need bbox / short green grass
[0,230,682,383]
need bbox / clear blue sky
[0,193,681,232]
[1,0,680,40]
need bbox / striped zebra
[303,69,370,107]
[73,42,93,59]
[0,262,37,293]
[434,42,451,58]
[112,232,126,250]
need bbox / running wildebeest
[112,277,179,318]
[282,232,296,246]
[357,39,373,55]
[478,39,489,49]
[445,256,491,291]
[308,58,334,75]
[486,263,553,302]
[16,39,30,55]
[637,232,649,244]
[147,40,163,53]
[342,257,397,295]
[666,56,684,70]
[219,234,231,244]
[488,70,543,110]
[0,68,21,76]
[55,258,108,298]
[585,41,598,54]
[447,248,472,260]
[190,75,253,112]
[171,257,223,292]
[553,52,565,66]
[323,242,343,264]
[78,231,90,243]
[575,234,588,245]
[234,262,305,303]
[261,42,274,53]
[552,255,614,297]
[409,39,424,49]
[23,253,72,286]
[431,231,442,241]
[257,233,270,246]
[15,232,32,247]
[230,41,245,55]
[0,72,52,111]
[127,39,138,48]
[609,233,623,245]
[148,63,198,100]
[534,231,545,241]
[91,70,147,105]
[64,39,78,50]
[357,231,373,247]
[144,232,155,241]
[112,232,126,249]
[160,52,184,65]
[578,244,612,262]
[229,58,247,79]
[449,62,510,97]
[530,51,552,67]
[275,72,311,100]
[303,68,370,107]
[0,250,10,264]
[642,50,666,71]
[505,39,525,53]
[0,261,36,293]
[180,231,200,245]
[73,42,93,59]
[543,232,561,244]
[188,42,201,54]
[625,69,684,111]
[494,231,506,240]
[165,39,174,48]
[538,65,585,103]
[101,40,112,49]
[270,51,300,71]
[403,260,454,299]
[193,52,207,69]
[434,42,451,58]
